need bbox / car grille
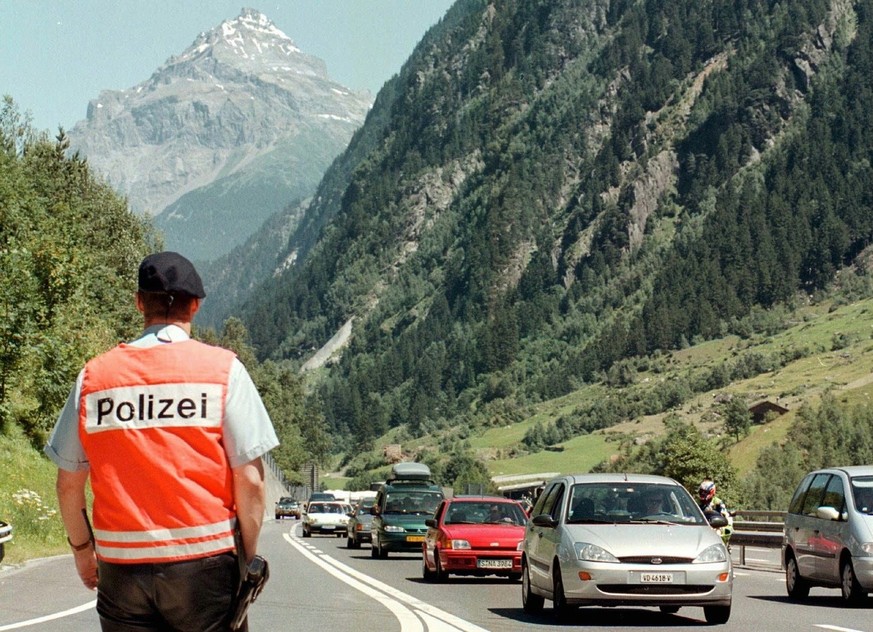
[618,556,694,564]
[598,585,714,595]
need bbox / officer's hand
[73,547,99,590]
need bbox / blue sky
[0,1,456,133]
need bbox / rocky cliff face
[67,8,372,261]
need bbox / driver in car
[643,492,664,515]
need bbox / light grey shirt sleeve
[222,358,280,468]
[44,370,89,472]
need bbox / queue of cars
[277,463,873,623]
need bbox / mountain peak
[67,7,372,260]
[168,7,325,79]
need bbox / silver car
[522,473,732,624]
[783,465,873,603]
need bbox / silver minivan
[783,466,873,603]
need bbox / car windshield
[384,491,443,515]
[851,476,873,514]
[565,482,705,525]
[356,503,374,516]
[309,503,343,514]
[444,502,527,525]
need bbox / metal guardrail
[730,510,785,566]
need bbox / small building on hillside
[748,400,789,424]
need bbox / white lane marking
[419,611,465,632]
[314,544,487,631]
[284,531,489,632]
[0,600,96,631]
[284,532,422,632]
[815,626,866,632]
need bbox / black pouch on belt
[228,555,270,630]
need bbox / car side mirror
[425,518,437,528]
[705,511,728,528]
[816,506,842,521]
[370,506,379,516]
[531,514,558,528]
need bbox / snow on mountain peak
[219,7,301,56]
[169,7,321,76]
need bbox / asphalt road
[1,520,871,631]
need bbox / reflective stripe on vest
[94,518,236,563]
[79,340,237,564]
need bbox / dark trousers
[97,553,243,632]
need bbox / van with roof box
[370,462,444,558]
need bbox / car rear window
[384,491,443,514]
[443,502,527,525]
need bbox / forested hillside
[237,0,873,472]
[0,98,153,444]
[0,99,320,485]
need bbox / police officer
[46,251,279,631]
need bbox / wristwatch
[67,536,92,551]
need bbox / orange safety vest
[79,339,237,564]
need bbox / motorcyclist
[698,478,733,549]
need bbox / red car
[422,496,528,581]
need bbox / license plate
[406,535,425,543]
[641,573,673,583]
[477,558,513,569]
[321,526,335,530]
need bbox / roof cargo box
[387,462,432,482]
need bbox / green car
[370,463,444,558]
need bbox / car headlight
[860,542,873,556]
[694,543,728,563]
[448,540,471,550]
[574,542,619,563]
[384,525,405,533]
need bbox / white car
[302,501,350,538]
[0,520,11,563]
[522,473,732,624]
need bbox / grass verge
[0,426,68,565]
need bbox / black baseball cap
[137,251,206,298]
